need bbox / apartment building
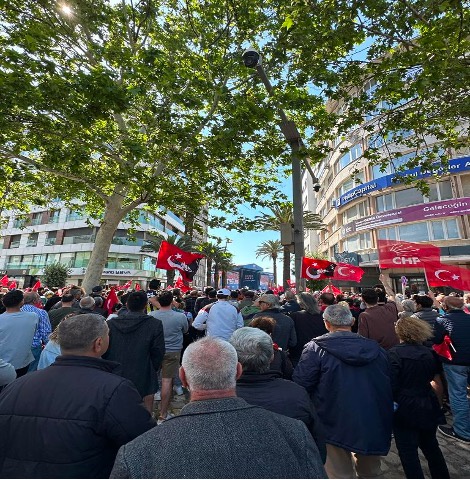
[0,204,207,289]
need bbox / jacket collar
[52,355,121,374]
[180,397,256,416]
[237,371,281,385]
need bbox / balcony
[13,220,26,228]
[62,235,95,245]
[10,241,20,249]
[26,240,38,247]
[45,238,57,246]
[48,216,60,224]
[111,237,145,246]
[105,261,140,269]
[65,213,84,222]
[31,218,42,226]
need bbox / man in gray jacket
[111,336,325,479]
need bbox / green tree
[213,250,234,289]
[0,1,299,292]
[252,203,325,289]
[42,262,71,288]
[140,233,195,286]
[272,0,469,184]
[196,242,224,287]
[255,240,283,286]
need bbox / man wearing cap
[193,288,243,341]
[252,294,297,351]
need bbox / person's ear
[236,362,243,380]
[179,366,189,389]
[93,336,103,354]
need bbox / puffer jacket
[293,331,393,455]
[433,309,470,365]
[0,356,156,478]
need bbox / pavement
[155,390,470,479]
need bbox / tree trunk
[167,269,176,287]
[283,246,291,290]
[221,269,227,288]
[206,258,212,287]
[81,195,125,293]
[213,264,220,290]
[272,255,277,286]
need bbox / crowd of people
[0,276,469,478]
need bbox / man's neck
[158,305,173,311]
[328,326,351,333]
[5,307,21,313]
[189,388,237,402]
[365,303,379,309]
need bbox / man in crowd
[21,291,52,372]
[110,336,326,478]
[194,286,215,316]
[193,288,243,341]
[239,289,260,325]
[48,293,79,331]
[0,313,155,478]
[104,290,165,412]
[434,296,470,443]
[281,289,301,314]
[78,296,98,314]
[358,274,401,350]
[293,304,393,479]
[252,293,297,351]
[0,289,38,376]
[149,291,188,424]
[318,292,335,311]
[230,327,326,463]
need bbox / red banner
[104,287,119,315]
[0,275,9,287]
[156,241,204,282]
[301,258,336,280]
[378,240,440,269]
[332,262,365,283]
[423,261,470,291]
[321,284,342,295]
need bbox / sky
[208,177,292,276]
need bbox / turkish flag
[0,275,9,287]
[423,261,470,290]
[32,280,41,291]
[8,281,17,289]
[174,276,190,293]
[321,284,342,295]
[332,262,365,283]
[156,241,205,282]
[378,240,440,269]
[301,258,336,280]
[119,279,132,291]
[134,283,141,291]
[104,287,119,315]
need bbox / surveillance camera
[313,183,321,192]
[242,48,261,68]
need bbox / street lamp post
[242,49,318,291]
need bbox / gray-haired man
[0,314,155,478]
[111,336,326,479]
[293,304,393,479]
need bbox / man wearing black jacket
[0,314,155,478]
[230,327,326,463]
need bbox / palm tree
[196,241,223,287]
[213,250,234,289]
[256,240,283,286]
[254,203,326,289]
[140,233,195,286]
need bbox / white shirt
[193,300,243,341]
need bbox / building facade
[302,105,470,293]
[0,204,207,289]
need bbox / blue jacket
[433,309,470,365]
[293,331,393,455]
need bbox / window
[339,172,365,195]
[338,144,363,170]
[376,193,394,212]
[461,174,470,197]
[395,188,423,209]
[75,251,91,268]
[342,232,371,252]
[49,210,60,224]
[10,235,21,248]
[378,220,460,241]
[343,201,368,223]
[45,231,57,246]
[59,252,75,266]
[31,212,42,226]
[27,233,38,247]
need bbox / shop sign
[341,196,470,237]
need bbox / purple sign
[341,197,470,237]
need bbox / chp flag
[423,261,470,291]
[332,262,365,283]
[377,240,440,269]
[156,241,205,282]
[301,258,336,280]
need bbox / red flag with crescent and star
[156,241,205,282]
[301,258,336,280]
[423,261,470,290]
[104,287,119,315]
[0,275,9,287]
[332,262,365,283]
[377,240,440,269]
